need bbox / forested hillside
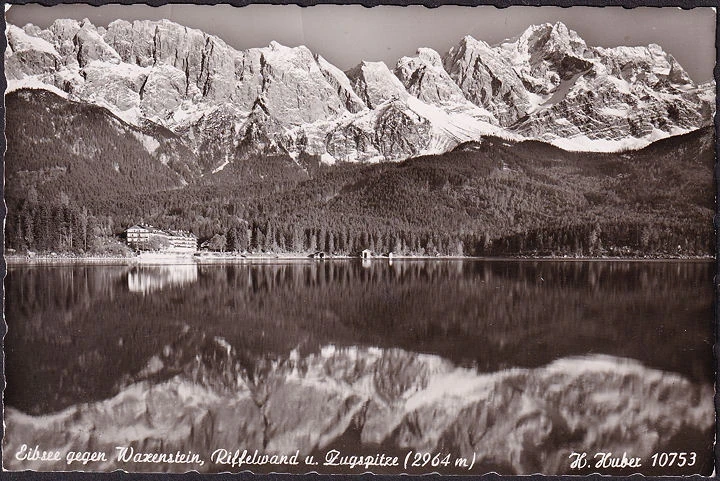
[4,89,715,257]
[4,89,201,252]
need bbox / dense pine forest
[4,89,715,257]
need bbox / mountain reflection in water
[3,260,714,474]
[3,334,714,474]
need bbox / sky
[6,4,716,83]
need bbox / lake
[3,259,715,474]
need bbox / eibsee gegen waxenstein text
[13,444,205,466]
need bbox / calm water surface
[3,260,715,474]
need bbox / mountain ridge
[6,18,715,170]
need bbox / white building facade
[125,225,198,252]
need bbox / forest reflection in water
[3,260,715,474]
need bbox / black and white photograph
[2,2,716,475]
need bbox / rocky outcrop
[105,19,239,103]
[257,42,349,124]
[75,20,122,67]
[140,63,188,117]
[497,22,593,95]
[346,61,408,109]
[511,62,714,149]
[77,61,147,112]
[395,48,467,106]
[102,19,155,66]
[325,100,433,162]
[594,43,693,88]
[317,54,367,113]
[443,36,532,124]
[5,25,61,78]
[372,102,432,158]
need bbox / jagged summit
[5,17,714,165]
[346,60,408,109]
[497,21,584,50]
[416,47,443,66]
[395,47,468,107]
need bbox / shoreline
[4,253,715,266]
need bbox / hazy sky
[6,4,716,82]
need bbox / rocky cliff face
[347,60,409,109]
[5,18,715,168]
[497,22,592,95]
[443,35,533,125]
[479,22,714,149]
[3,332,713,474]
[316,54,367,113]
[396,48,467,107]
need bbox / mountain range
[6,18,715,171]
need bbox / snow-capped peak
[459,34,493,51]
[347,60,408,109]
[505,21,587,60]
[416,47,444,68]
[395,48,468,107]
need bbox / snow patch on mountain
[7,77,68,98]
[6,24,60,56]
[211,158,231,174]
[404,96,519,154]
[320,153,337,165]
[547,127,691,152]
[130,130,161,155]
